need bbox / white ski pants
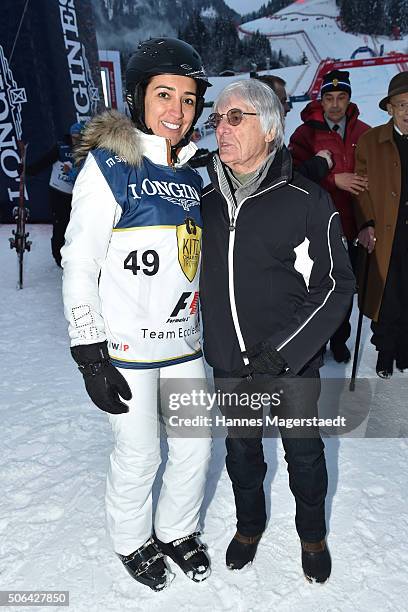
[105,358,211,555]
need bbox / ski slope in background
[238,0,408,63]
[1,224,408,612]
[194,0,407,157]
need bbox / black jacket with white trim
[200,146,356,374]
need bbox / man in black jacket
[200,79,355,583]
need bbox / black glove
[246,341,291,377]
[71,341,132,414]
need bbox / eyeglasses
[206,108,259,129]
[390,101,408,111]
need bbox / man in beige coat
[354,72,408,378]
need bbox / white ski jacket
[61,111,203,369]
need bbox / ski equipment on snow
[9,140,31,289]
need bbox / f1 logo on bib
[170,291,199,318]
[176,218,201,282]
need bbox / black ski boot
[301,539,331,584]
[154,532,210,582]
[226,531,262,570]
[117,537,171,591]
[376,350,394,379]
[330,342,351,363]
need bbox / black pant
[371,221,408,356]
[330,240,357,346]
[214,367,327,543]
[49,188,72,266]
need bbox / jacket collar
[378,119,396,144]
[207,146,293,196]
[74,109,197,168]
[300,100,360,131]
[137,131,197,167]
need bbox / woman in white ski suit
[61,38,212,591]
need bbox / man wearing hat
[354,72,408,378]
[289,70,370,363]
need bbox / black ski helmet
[126,37,211,141]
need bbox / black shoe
[226,531,262,570]
[376,350,394,379]
[396,346,408,372]
[330,342,351,363]
[154,532,210,582]
[301,539,331,584]
[117,537,171,591]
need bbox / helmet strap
[130,81,150,133]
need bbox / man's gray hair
[213,79,285,150]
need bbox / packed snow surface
[1,221,407,612]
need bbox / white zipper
[218,168,287,365]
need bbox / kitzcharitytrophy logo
[0,44,28,205]
[176,218,201,282]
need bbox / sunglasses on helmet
[205,108,259,129]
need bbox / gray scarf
[225,149,277,206]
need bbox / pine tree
[340,0,368,33]
[365,0,386,35]
[389,0,408,34]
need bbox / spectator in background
[255,74,333,182]
[25,122,84,266]
[255,74,292,115]
[354,72,408,378]
[289,70,370,363]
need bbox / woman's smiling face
[144,74,197,146]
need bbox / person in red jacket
[289,70,370,363]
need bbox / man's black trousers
[49,187,72,266]
[214,366,327,543]
[371,220,408,360]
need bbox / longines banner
[0,0,102,222]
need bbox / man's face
[215,95,273,174]
[387,92,408,134]
[274,83,291,116]
[321,91,350,122]
[71,133,81,145]
[144,74,197,146]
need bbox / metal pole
[349,245,370,391]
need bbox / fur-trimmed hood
[74,110,143,167]
[74,110,198,169]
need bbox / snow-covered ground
[1,222,408,612]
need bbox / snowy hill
[239,0,408,64]
[193,0,408,159]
